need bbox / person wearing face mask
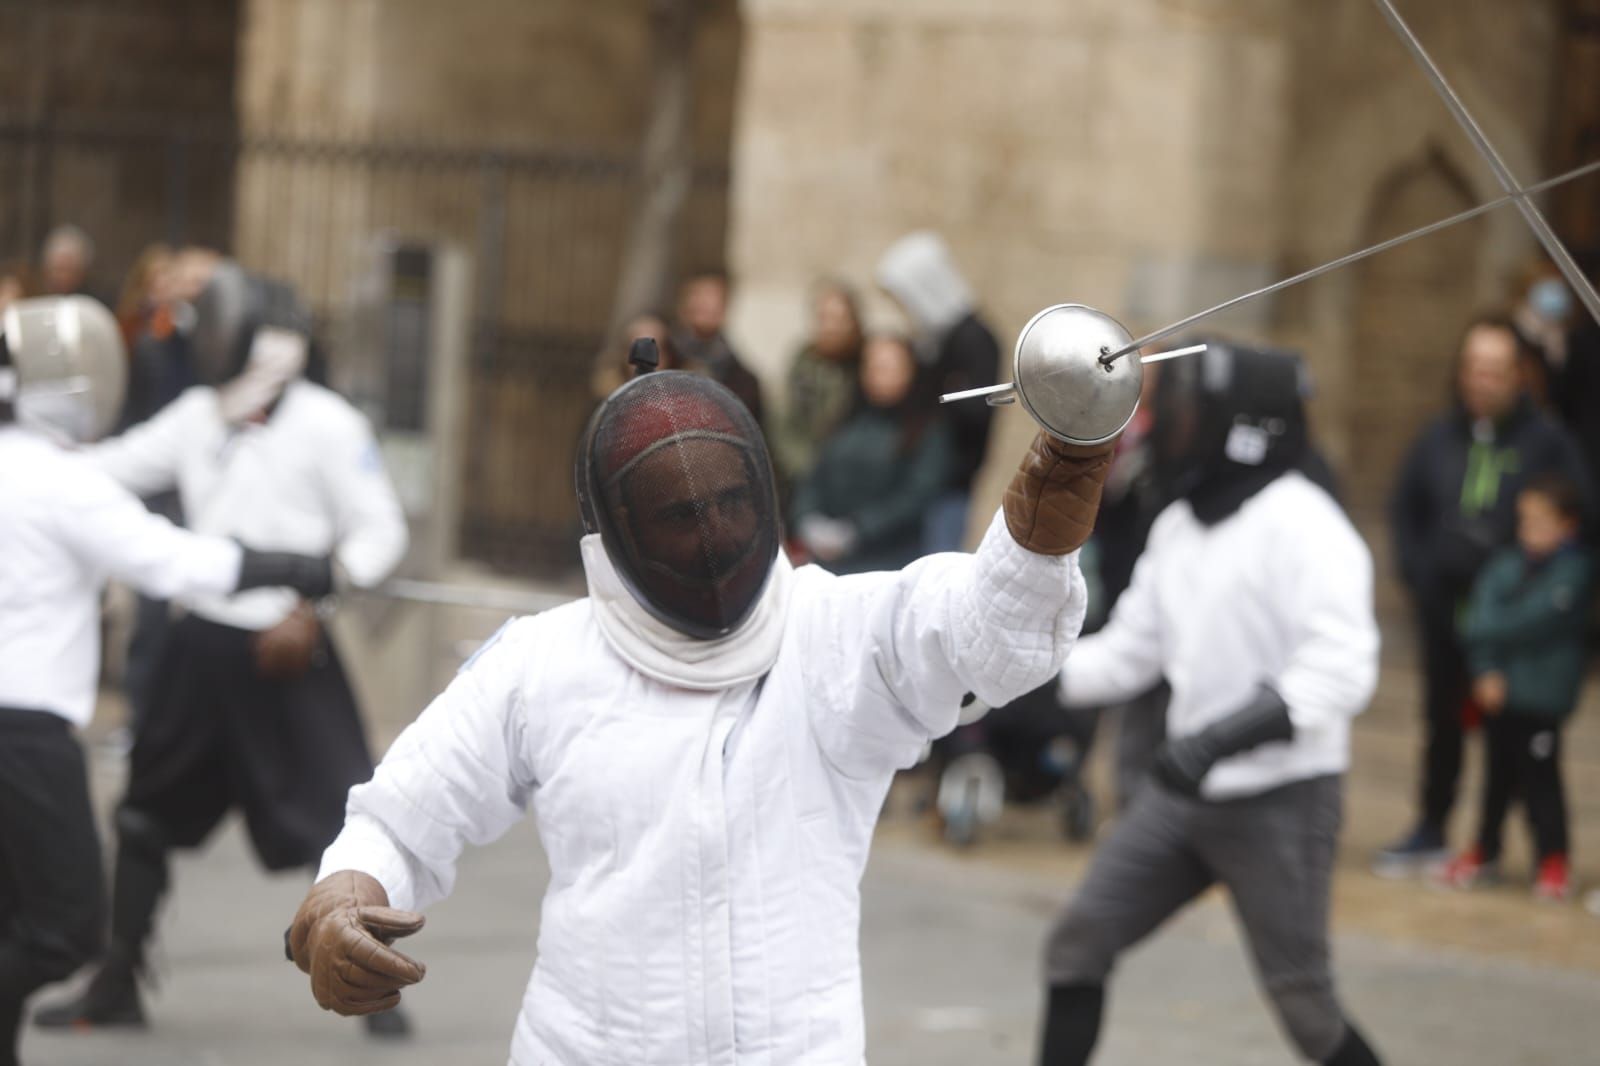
[0,296,334,1066]
[1512,265,1575,399]
[34,266,411,1040]
[283,366,1114,1065]
[790,333,951,574]
[1377,313,1591,876]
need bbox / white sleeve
[1274,508,1380,731]
[84,390,199,498]
[1058,539,1167,709]
[802,509,1088,779]
[317,620,537,912]
[324,413,409,589]
[56,460,242,599]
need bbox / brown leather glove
[287,870,426,1016]
[1002,431,1116,555]
[254,602,322,680]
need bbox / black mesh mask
[1152,340,1310,525]
[577,372,780,640]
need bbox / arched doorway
[1347,149,1487,617]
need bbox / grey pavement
[20,765,1600,1066]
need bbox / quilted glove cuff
[1003,432,1115,555]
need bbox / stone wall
[726,0,1568,555]
[0,0,241,285]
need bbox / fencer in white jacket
[288,370,1118,1065]
[1039,343,1385,1066]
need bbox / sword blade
[1104,157,1600,362]
[1371,0,1600,327]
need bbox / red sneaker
[1436,847,1497,889]
[1534,854,1572,902]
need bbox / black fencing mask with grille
[577,371,780,640]
[1152,339,1310,525]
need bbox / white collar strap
[581,533,791,691]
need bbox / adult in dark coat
[791,335,951,575]
[876,232,1000,553]
[1377,313,1591,874]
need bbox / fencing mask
[577,371,780,640]
[1152,338,1311,525]
[0,295,126,443]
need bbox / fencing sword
[1369,0,1600,329]
[943,157,1600,444]
[1095,156,1600,366]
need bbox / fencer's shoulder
[1260,471,1346,521]
[285,381,367,429]
[456,600,596,684]
[1261,473,1369,556]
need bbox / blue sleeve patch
[459,620,513,674]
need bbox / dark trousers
[1045,775,1353,1062]
[1416,600,1469,831]
[0,709,104,1064]
[107,615,373,961]
[1477,715,1569,863]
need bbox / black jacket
[934,312,1000,492]
[1390,396,1589,604]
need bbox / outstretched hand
[288,870,426,1016]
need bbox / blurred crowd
[11,220,1600,919]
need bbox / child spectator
[1440,473,1592,900]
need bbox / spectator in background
[671,268,764,422]
[876,232,999,553]
[1437,474,1590,902]
[109,245,196,741]
[39,224,102,302]
[1551,273,1600,498]
[770,280,864,493]
[1510,262,1575,404]
[1377,313,1590,876]
[0,262,28,314]
[114,244,181,431]
[593,309,678,399]
[791,333,950,575]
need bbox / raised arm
[804,433,1110,777]
[83,388,202,498]
[57,458,242,599]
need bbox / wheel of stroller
[1060,785,1096,842]
[943,799,980,848]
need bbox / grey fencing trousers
[1044,773,1348,1061]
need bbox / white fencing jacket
[319,511,1087,1065]
[1060,472,1379,799]
[87,381,408,631]
[0,425,242,726]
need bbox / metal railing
[0,115,731,577]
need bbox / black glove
[1150,685,1293,797]
[236,549,335,600]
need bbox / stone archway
[1346,147,1488,619]
[1347,147,1487,523]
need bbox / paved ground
[21,622,1600,1065]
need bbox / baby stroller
[930,681,1099,847]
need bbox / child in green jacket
[1441,473,1592,901]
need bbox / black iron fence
[0,116,730,576]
